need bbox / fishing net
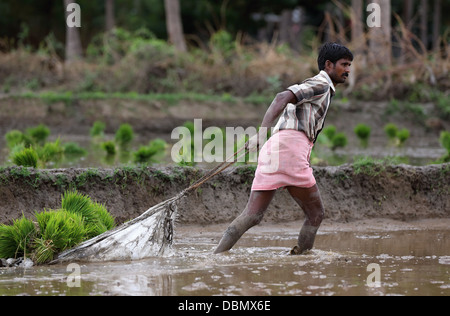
[52,147,248,263]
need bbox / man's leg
[286,184,324,255]
[214,190,276,254]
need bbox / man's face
[325,58,352,85]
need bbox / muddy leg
[214,190,276,254]
[287,185,324,255]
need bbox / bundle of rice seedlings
[34,210,86,263]
[25,124,50,146]
[61,190,115,239]
[0,215,36,259]
[61,190,98,224]
[11,147,38,168]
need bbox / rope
[183,145,249,194]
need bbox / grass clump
[11,147,38,168]
[133,138,167,164]
[354,124,371,148]
[0,215,36,259]
[33,210,86,263]
[438,131,450,163]
[115,123,134,149]
[0,190,116,264]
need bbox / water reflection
[1,224,449,296]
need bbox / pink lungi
[251,129,315,191]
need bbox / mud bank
[0,163,448,225]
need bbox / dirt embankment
[0,164,448,225]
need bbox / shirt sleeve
[287,79,330,103]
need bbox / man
[214,42,353,255]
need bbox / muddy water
[1,220,449,296]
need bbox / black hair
[317,42,354,71]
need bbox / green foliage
[354,124,371,148]
[61,190,115,239]
[440,131,450,153]
[11,147,38,168]
[102,141,116,156]
[0,190,115,263]
[323,125,336,140]
[115,123,134,148]
[353,156,385,176]
[384,123,398,140]
[37,138,64,165]
[61,190,98,225]
[0,215,36,259]
[90,121,106,138]
[439,131,450,163]
[33,210,86,263]
[63,142,87,156]
[133,139,167,163]
[26,124,50,145]
[397,128,410,146]
[331,133,348,151]
[384,123,410,147]
[5,130,29,148]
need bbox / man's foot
[289,245,302,255]
[289,245,313,255]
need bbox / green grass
[11,147,39,168]
[0,190,116,264]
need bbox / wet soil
[0,163,448,225]
[1,219,449,296]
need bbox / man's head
[318,42,353,85]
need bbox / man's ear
[325,60,335,71]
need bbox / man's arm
[246,90,297,151]
[260,90,297,129]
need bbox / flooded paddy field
[1,219,449,296]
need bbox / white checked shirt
[273,70,336,143]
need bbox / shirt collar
[319,70,336,95]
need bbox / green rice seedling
[92,202,115,231]
[133,145,155,163]
[61,190,98,225]
[397,128,410,146]
[34,210,86,263]
[440,131,450,154]
[26,124,50,145]
[384,123,398,143]
[354,124,371,148]
[115,123,134,149]
[63,142,87,156]
[439,131,450,163]
[5,130,25,148]
[90,121,106,138]
[0,215,36,259]
[331,133,348,151]
[11,147,38,168]
[37,138,64,165]
[102,141,116,156]
[0,225,18,259]
[133,139,166,163]
[323,125,337,141]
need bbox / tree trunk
[164,0,187,52]
[369,0,391,66]
[432,0,441,51]
[369,0,392,96]
[64,0,83,63]
[105,0,115,32]
[420,0,428,49]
